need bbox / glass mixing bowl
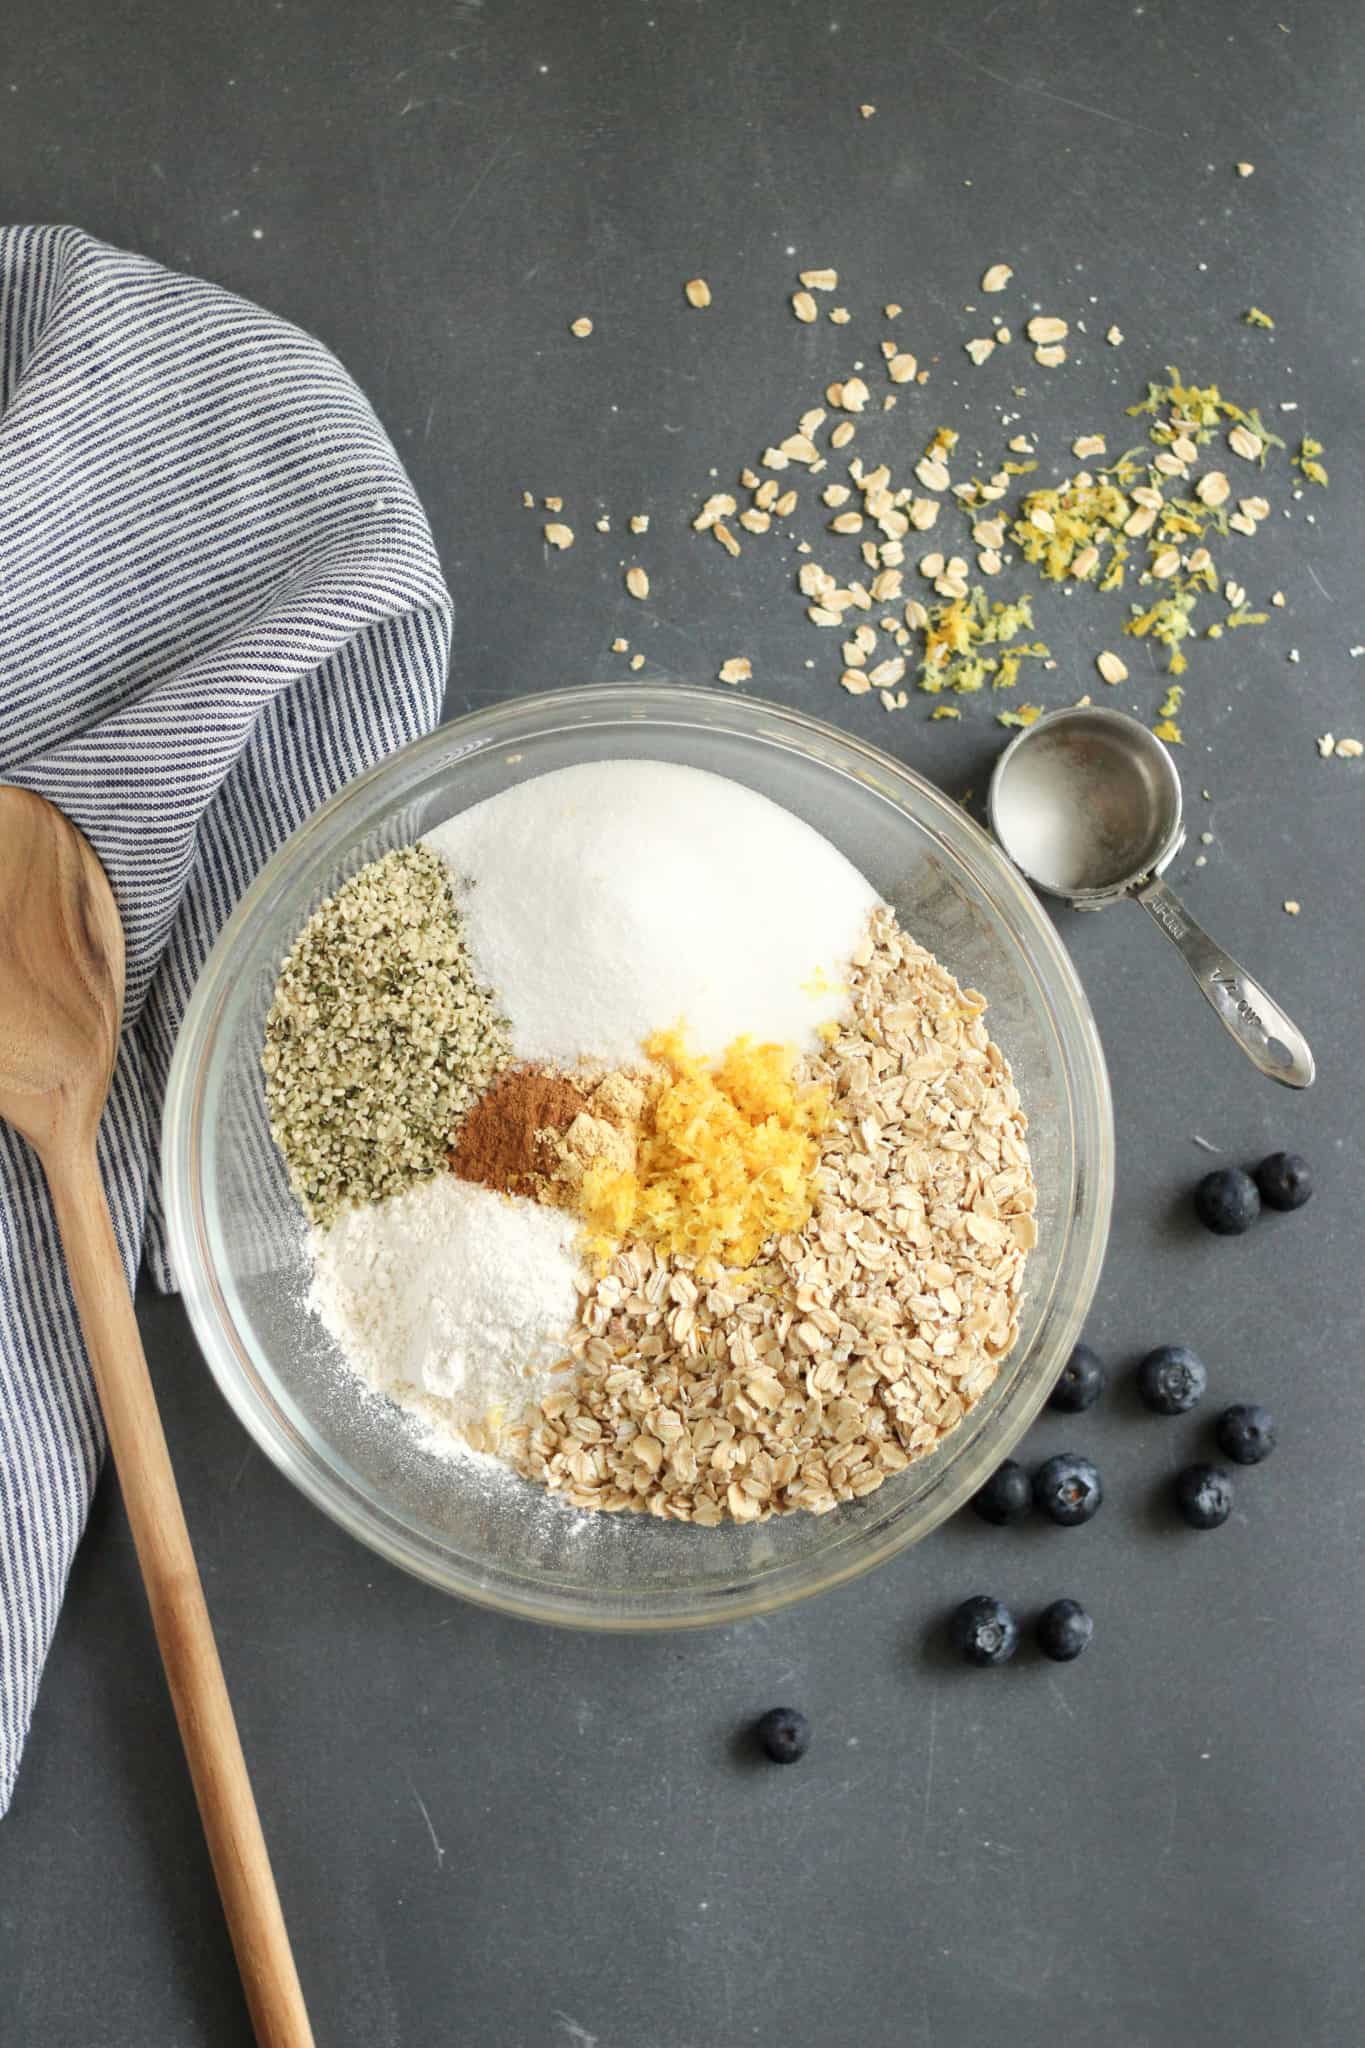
[163,684,1113,1628]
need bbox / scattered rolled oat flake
[714,523,741,558]
[1034,344,1067,368]
[626,565,650,599]
[884,302,902,318]
[830,420,856,448]
[543,522,574,549]
[629,514,650,534]
[1337,737,1364,758]
[916,457,951,493]
[684,277,712,308]
[611,637,629,653]
[1236,161,1255,176]
[1152,548,1181,578]
[692,491,737,530]
[965,337,996,366]
[630,653,645,671]
[1228,424,1263,461]
[1317,734,1336,756]
[717,657,752,684]
[775,488,798,517]
[1287,647,1300,663]
[595,516,611,532]
[1196,470,1231,506]
[570,316,593,338]
[1026,315,1068,345]
[859,102,876,117]
[792,290,818,324]
[1106,324,1124,346]
[544,496,563,512]
[1072,434,1106,459]
[1097,651,1128,685]
[1272,591,1286,607]
[1283,900,1300,915]
[830,306,852,324]
[520,489,534,508]
[982,263,1013,293]
[888,352,918,384]
[799,268,838,290]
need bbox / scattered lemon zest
[1243,307,1275,328]
[1153,718,1184,744]
[1294,434,1328,487]
[915,588,1050,697]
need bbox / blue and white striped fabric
[0,226,452,1814]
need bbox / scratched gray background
[2,2,1364,2044]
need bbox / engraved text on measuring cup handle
[1134,878,1315,1090]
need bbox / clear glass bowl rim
[162,682,1114,1630]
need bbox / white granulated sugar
[308,1175,583,1436]
[424,760,879,1065]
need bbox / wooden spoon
[0,785,313,2048]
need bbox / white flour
[423,759,879,1066]
[308,1175,584,1440]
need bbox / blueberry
[972,1458,1033,1525]
[1194,1167,1261,1236]
[949,1595,1019,1667]
[1136,1344,1208,1416]
[1033,1452,1103,1526]
[1215,1403,1277,1465]
[1254,1151,1313,1212]
[754,1707,810,1764]
[1175,1463,1234,1529]
[1036,1598,1094,1662]
[1049,1342,1105,1413]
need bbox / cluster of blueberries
[751,1152,1310,1750]
[945,1151,1309,1672]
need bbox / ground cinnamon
[448,1065,590,1198]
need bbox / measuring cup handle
[1135,878,1315,1089]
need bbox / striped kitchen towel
[0,226,452,1814]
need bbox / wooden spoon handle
[47,1142,314,2048]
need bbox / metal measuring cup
[987,705,1314,1089]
